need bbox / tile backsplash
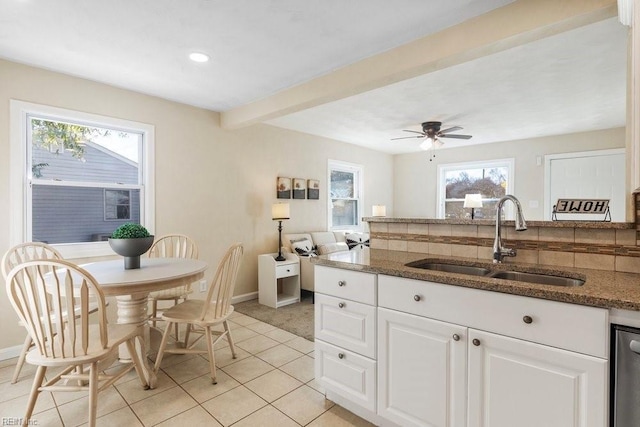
[367,220,640,274]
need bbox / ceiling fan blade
[402,130,426,135]
[439,134,472,139]
[391,135,424,140]
[439,126,463,134]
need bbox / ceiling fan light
[189,52,210,63]
[419,139,432,151]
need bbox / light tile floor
[0,311,375,427]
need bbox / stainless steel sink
[405,260,585,286]
[487,270,584,287]
[405,261,491,276]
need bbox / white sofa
[282,231,369,292]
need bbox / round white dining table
[78,257,208,387]
[80,257,207,324]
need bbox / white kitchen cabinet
[314,266,378,417]
[315,293,376,358]
[467,329,608,427]
[315,269,609,427]
[378,307,467,427]
[315,339,377,412]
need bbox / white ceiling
[0,0,627,154]
[268,17,628,153]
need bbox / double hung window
[10,101,154,257]
[328,160,363,231]
[437,159,514,219]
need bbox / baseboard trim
[0,344,23,362]
[232,291,258,304]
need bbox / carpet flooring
[233,293,314,341]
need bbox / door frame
[543,148,625,220]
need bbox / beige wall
[0,59,393,350]
[393,127,625,220]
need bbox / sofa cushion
[333,232,347,243]
[291,239,317,257]
[283,233,313,252]
[345,233,370,250]
[317,242,350,255]
[310,232,339,247]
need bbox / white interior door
[545,149,625,221]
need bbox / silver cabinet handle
[472,338,481,346]
[453,334,460,341]
[338,302,345,308]
[338,281,346,287]
[631,340,640,355]
[338,353,345,359]
[523,315,533,324]
[414,295,421,302]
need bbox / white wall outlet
[199,280,207,293]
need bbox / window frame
[436,158,515,219]
[104,189,132,221]
[10,100,155,259]
[327,159,364,231]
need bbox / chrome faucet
[493,195,527,263]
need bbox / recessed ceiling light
[189,52,210,63]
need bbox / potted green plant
[108,223,154,269]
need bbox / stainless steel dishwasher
[612,325,640,426]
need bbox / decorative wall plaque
[552,198,611,221]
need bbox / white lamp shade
[463,194,483,208]
[272,203,290,220]
[372,205,386,217]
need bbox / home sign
[552,198,611,222]
[554,199,609,213]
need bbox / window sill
[53,241,117,260]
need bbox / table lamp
[372,205,386,217]
[463,194,483,219]
[272,203,290,261]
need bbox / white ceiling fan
[392,121,473,159]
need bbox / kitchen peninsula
[312,216,640,427]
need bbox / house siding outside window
[10,100,155,258]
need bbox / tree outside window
[439,160,514,219]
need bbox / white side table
[258,253,300,308]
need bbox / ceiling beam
[221,0,617,129]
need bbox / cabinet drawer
[315,266,376,305]
[276,263,299,278]
[315,339,376,412]
[379,275,608,358]
[315,293,376,358]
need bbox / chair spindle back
[2,242,63,279]
[6,260,108,360]
[200,243,243,320]
[148,234,198,259]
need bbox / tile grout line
[1,311,362,427]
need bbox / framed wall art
[293,178,306,199]
[307,179,319,200]
[277,177,291,199]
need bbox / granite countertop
[311,248,640,311]
[363,217,635,229]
